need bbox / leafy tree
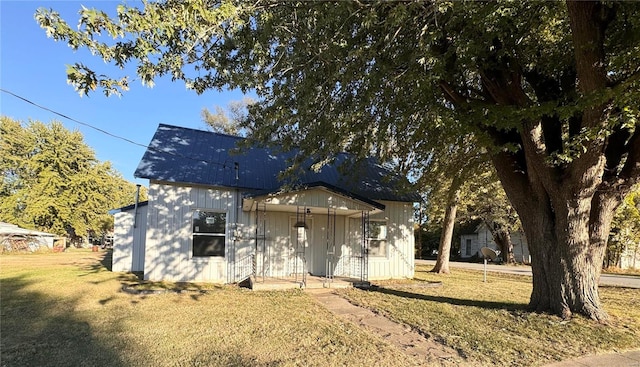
[465,169,522,264]
[0,117,145,243]
[36,1,640,321]
[201,97,255,136]
[606,187,640,269]
[416,134,488,273]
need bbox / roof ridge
[158,123,246,140]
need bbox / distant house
[113,124,418,287]
[617,246,639,270]
[0,222,57,250]
[459,222,530,264]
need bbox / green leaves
[34,1,640,218]
[0,117,145,238]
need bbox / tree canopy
[0,117,146,242]
[201,97,254,136]
[36,1,640,320]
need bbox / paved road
[415,259,640,289]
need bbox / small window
[192,211,226,257]
[465,239,472,256]
[368,221,388,257]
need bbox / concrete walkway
[543,349,640,367]
[309,283,640,367]
[308,289,462,366]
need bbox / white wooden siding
[143,182,415,283]
[112,205,147,272]
[144,182,252,283]
[345,201,415,280]
[264,189,374,212]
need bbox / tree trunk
[517,198,615,321]
[437,1,638,322]
[431,187,459,274]
[492,150,620,322]
[492,230,515,264]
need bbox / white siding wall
[113,205,147,272]
[266,190,374,212]
[144,182,252,283]
[143,182,415,282]
[620,245,640,270]
[369,201,415,280]
[345,201,415,280]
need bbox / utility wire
[1,88,230,168]
[2,88,147,148]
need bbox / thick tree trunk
[492,150,619,322]
[518,198,614,321]
[438,1,639,322]
[431,188,459,274]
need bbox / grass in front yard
[338,267,640,367]
[2,252,638,367]
[0,251,420,367]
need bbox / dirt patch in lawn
[309,289,463,366]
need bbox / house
[459,222,530,263]
[113,124,419,287]
[0,222,57,250]
[617,245,639,270]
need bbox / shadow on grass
[370,286,527,311]
[0,275,127,367]
[99,249,113,271]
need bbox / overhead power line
[0,88,230,168]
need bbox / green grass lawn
[1,250,420,367]
[1,250,638,367]
[338,269,640,367]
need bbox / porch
[239,186,383,285]
[248,274,371,291]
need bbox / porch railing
[234,253,255,283]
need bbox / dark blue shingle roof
[134,124,419,202]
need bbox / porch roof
[245,182,385,210]
[242,185,384,216]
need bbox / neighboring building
[113,124,419,286]
[618,245,639,270]
[459,222,530,264]
[0,222,57,250]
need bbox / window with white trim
[192,210,226,257]
[367,220,388,257]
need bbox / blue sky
[1,1,249,185]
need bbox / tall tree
[201,97,255,136]
[465,169,522,264]
[417,134,488,274]
[0,117,145,242]
[36,1,640,321]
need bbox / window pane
[193,211,226,234]
[369,239,387,257]
[368,221,387,240]
[193,235,225,257]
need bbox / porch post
[361,210,370,282]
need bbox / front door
[289,218,312,276]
